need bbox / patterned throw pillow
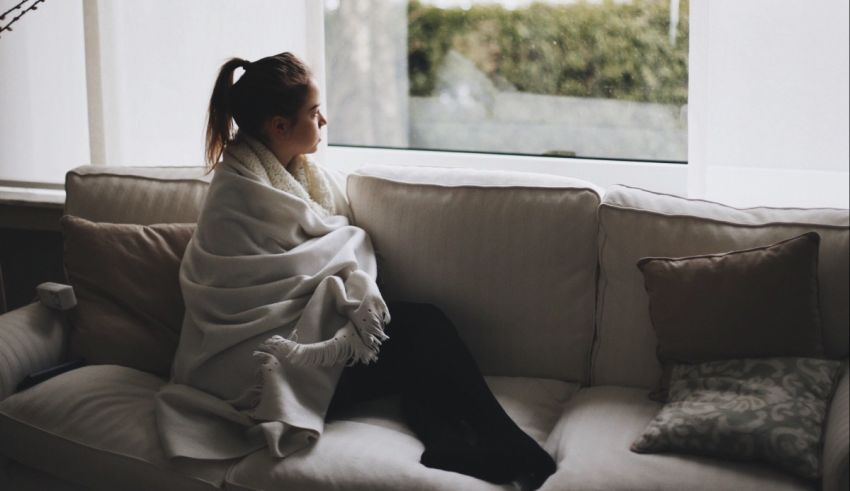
[631,357,843,480]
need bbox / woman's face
[287,79,327,155]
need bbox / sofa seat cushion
[542,386,815,491]
[1,459,89,491]
[0,365,231,491]
[226,376,578,491]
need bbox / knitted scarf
[229,134,336,218]
[155,135,389,461]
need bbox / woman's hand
[350,294,390,350]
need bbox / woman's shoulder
[215,156,260,182]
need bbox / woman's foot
[512,448,556,490]
[475,423,557,489]
[419,433,555,488]
[420,443,517,484]
[405,396,527,484]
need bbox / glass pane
[325,0,688,162]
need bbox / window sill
[0,187,65,232]
[325,145,688,196]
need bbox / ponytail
[205,57,251,171]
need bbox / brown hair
[204,52,313,170]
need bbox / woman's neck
[271,149,297,170]
[260,136,296,170]
[238,130,298,170]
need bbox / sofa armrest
[0,302,68,401]
[823,361,849,491]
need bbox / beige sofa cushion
[61,216,195,376]
[348,165,602,382]
[226,376,577,491]
[542,386,815,491]
[64,166,210,225]
[593,185,849,388]
[0,365,230,491]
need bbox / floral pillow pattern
[631,357,843,480]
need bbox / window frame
[325,144,687,195]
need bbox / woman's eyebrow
[309,104,320,110]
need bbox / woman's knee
[386,301,456,338]
[388,301,444,323]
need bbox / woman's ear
[266,116,291,140]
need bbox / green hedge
[408,0,689,105]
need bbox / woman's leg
[327,300,555,487]
[326,344,403,419]
[384,301,556,487]
[329,326,512,482]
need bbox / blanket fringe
[357,310,391,347]
[256,320,387,368]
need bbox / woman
[155,52,555,488]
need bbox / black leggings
[326,301,555,487]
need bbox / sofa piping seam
[612,184,850,213]
[351,174,604,202]
[599,204,850,230]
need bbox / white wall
[688,0,849,208]
[0,0,89,185]
[86,0,307,167]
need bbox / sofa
[0,164,846,491]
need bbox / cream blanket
[155,135,389,460]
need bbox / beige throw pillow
[61,215,195,376]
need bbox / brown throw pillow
[637,231,824,400]
[61,215,195,376]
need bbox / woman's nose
[319,112,327,128]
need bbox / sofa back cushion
[65,166,211,224]
[593,185,849,389]
[347,165,603,382]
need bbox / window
[324,0,689,163]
